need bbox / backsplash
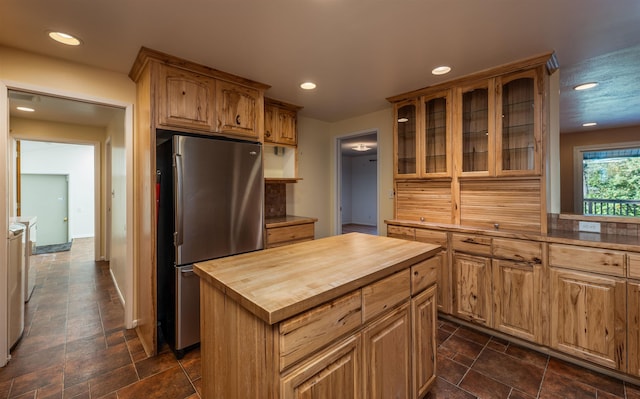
[265,182,286,218]
[548,213,640,237]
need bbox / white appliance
[8,223,25,350]
[12,216,37,301]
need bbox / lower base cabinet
[629,282,640,377]
[492,259,543,343]
[281,335,361,399]
[453,253,492,326]
[412,285,437,399]
[550,268,626,371]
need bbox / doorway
[21,173,69,246]
[336,131,379,235]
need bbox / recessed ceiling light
[300,82,316,90]
[352,144,370,152]
[397,117,409,123]
[431,66,451,75]
[574,82,598,91]
[582,122,598,127]
[48,31,82,46]
[16,106,35,112]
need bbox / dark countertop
[385,219,640,252]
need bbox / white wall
[20,141,95,239]
[0,47,136,363]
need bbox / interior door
[21,173,69,246]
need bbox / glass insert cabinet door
[395,100,418,177]
[498,69,539,175]
[423,91,450,176]
[461,82,493,174]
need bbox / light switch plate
[578,221,601,233]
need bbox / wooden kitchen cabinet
[492,259,543,343]
[491,238,545,343]
[550,268,626,370]
[453,252,492,326]
[157,65,216,132]
[215,79,263,139]
[363,303,412,399]
[195,234,440,399]
[459,79,494,176]
[281,328,362,399]
[265,98,302,146]
[412,285,437,399]
[628,281,640,377]
[422,91,452,177]
[496,68,542,176]
[265,221,315,248]
[394,99,419,178]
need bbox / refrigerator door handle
[174,152,184,249]
[180,266,195,276]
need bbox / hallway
[0,238,201,398]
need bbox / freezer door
[173,135,264,264]
[175,266,200,350]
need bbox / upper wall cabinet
[130,47,270,141]
[389,57,549,180]
[394,99,419,178]
[158,65,216,132]
[496,69,542,176]
[394,92,452,179]
[264,98,303,146]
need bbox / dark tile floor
[3,237,640,398]
[430,319,640,399]
[0,238,201,399]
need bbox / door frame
[0,79,135,367]
[334,129,380,236]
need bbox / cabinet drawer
[629,253,640,279]
[267,223,314,246]
[387,225,415,240]
[415,229,448,248]
[492,238,542,264]
[411,255,440,295]
[548,244,625,276]
[279,290,362,371]
[362,269,411,322]
[452,233,492,256]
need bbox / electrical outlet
[388,190,395,199]
[578,221,601,233]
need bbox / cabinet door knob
[265,131,271,137]
[235,115,241,125]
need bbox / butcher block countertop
[193,233,440,325]
[264,215,317,228]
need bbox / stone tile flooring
[0,238,201,398]
[430,319,640,398]
[3,237,640,398]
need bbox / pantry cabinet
[388,54,553,234]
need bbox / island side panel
[200,281,279,399]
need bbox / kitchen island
[194,232,441,399]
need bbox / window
[578,146,640,217]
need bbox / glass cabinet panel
[462,88,489,172]
[396,102,417,176]
[423,96,448,175]
[501,77,535,172]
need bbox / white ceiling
[2,0,639,133]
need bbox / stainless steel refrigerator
[156,132,264,357]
